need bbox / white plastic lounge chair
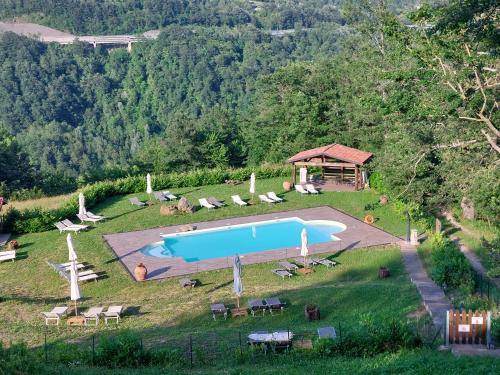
[278,261,298,272]
[210,303,227,320]
[231,195,247,206]
[86,211,105,220]
[129,197,146,206]
[294,257,315,268]
[77,213,101,224]
[163,191,178,200]
[295,185,309,195]
[54,221,84,233]
[318,327,337,339]
[305,184,319,194]
[312,257,337,267]
[267,192,283,202]
[248,299,267,316]
[42,306,68,325]
[207,197,225,208]
[154,192,168,201]
[272,269,292,279]
[79,272,99,282]
[103,306,123,324]
[0,250,16,262]
[62,219,88,230]
[259,194,275,204]
[199,198,216,210]
[57,262,86,271]
[82,307,104,326]
[179,278,197,288]
[265,297,286,314]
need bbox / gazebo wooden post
[292,164,296,185]
[321,156,325,179]
[354,166,359,191]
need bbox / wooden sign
[458,324,470,332]
[471,316,483,325]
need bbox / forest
[0,0,498,222]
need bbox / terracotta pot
[7,240,18,250]
[304,304,320,321]
[379,195,388,205]
[134,263,148,281]
[379,267,390,278]
[282,181,291,192]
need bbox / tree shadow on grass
[207,280,233,293]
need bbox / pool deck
[103,206,400,281]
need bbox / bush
[429,233,475,293]
[492,316,500,344]
[3,164,289,234]
[0,342,43,374]
[368,172,385,193]
[94,331,149,368]
[481,235,500,279]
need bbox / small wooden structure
[446,310,491,346]
[287,144,373,191]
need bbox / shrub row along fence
[1,164,289,234]
[36,320,440,369]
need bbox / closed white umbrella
[67,234,78,261]
[78,192,86,215]
[299,167,308,184]
[249,173,255,201]
[301,228,309,269]
[233,255,243,308]
[69,259,81,315]
[146,173,153,195]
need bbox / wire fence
[474,273,500,307]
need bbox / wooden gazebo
[287,144,373,191]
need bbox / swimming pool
[141,218,346,262]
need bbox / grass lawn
[0,177,415,349]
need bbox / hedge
[2,165,289,234]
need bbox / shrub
[429,233,475,293]
[3,164,289,234]
[481,235,500,279]
[492,316,500,343]
[369,172,385,193]
[94,331,149,368]
[0,342,43,374]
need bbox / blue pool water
[141,218,345,262]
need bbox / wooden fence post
[445,310,449,346]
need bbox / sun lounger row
[42,305,123,326]
[48,261,101,282]
[154,191,178,201]
[54,219,88,233]
[272,258,337,279]
[259,192,284,204]
[210,297,285,320]
[295,184,319,195]
[0,250,16,262]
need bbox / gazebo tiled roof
[287,144,373,165]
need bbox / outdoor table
[317,327,336,339]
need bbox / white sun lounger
[77,213,102,224]
[86,211,105,220]
[199,198,216,209]
[103,306,123,324]
[62,219,88,230]
[267,192,283,202]
[0,250,16,262]
[79,272,99,282]
[82,307,104,325]
[42,306,68,325]
[312,257,337,267]
[54,221,86,233]
[272,269,293,279]
[295,185,309,195]
[129,197,146,206]
[163,191,178,200]
[231,195,247,206]
[207,197,225,208]
[154,192,169,201]
[278,261,299,272]
[259,194,275,204]
[305,184,319,194]
[57,262,86,271]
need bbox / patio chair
[154,192,168,201]
[267,192,283,202]
[76,213,102,224]
[294,257,315,268]
[86,211,105,220]
[78,272,99,282]
[42,306,68,325]
[179,278,197,288]
[248,299,267,316]
[311,257,337,268]
[278,261,298,272]
[210,303,227,320]
[129,197,146,206]
[199,198,216,210]
[295,185,309,195]
[265,297,286,314]
[0,250,16,262]
[231,195,247,206]
[272,269,292,279]
[207,197,225,208]
[163,191,178,200]
[62,219,88,231]
[305,184,319,194]
[103,306,123,325]
[54,221,85,234]
[82,307,104,326]
[258,195,275,204]
[58,261,86,270]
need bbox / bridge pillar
[127,41,132,53]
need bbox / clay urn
[134,263,148,281]
[7,240,18,250]
[282,181,291,192]
[379,195,388,205]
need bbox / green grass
[0,177,414,348]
